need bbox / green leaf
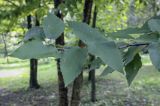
[100,66,115,76]
[90,57,104,70]
[139,15,160,33]
[69,21,123,71]
[123,46,143,65]
[125,54,142,86]
[88,42,123,71]
[68,21,107,44]
[42,13,64,39]
[10,40,60,59]
[107,28,137,39]
[136,33,159,43]
[148,19,160,33]
[61,47,88,86]
[148,43,160,71]
[24,26,45,41]
[108,20,153,39]
[139,21,151,33]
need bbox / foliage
[24,26,45,41]
[10,40,60,59]
[0,58,160,106]
[61,47,87,86]
[125,54,142,86]
[42,13,65,39]
[1,0,160,87]
[69,22,123,71]
[148,42,160,71]
[100,66,115,76]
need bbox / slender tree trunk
[71,0,93,106]
[153,0,158,16]
[128,0,137,27]
[1,33,9,63]
[27,15,40,89]
[70,72,83,106]
[2,34,8,57]
[90,6,97,102]
[54,0,68,106]
[56,58,68,106]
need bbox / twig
[6,0,19,7]
[119,43,149,49]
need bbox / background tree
[71,0,93,106]
[90,5,97,102]
[54,0,68,106]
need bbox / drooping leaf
[123,46,143,65]
[125,54,142,86]
[107,28,138,39]
[88,42,123,72]
[107,19,153,39]
[139,21,151,33]
[10,40,60,59]
[140,15,160,33]
[90,57,104,70]
[24,26,45,41]
[42,13,65,39]
[61,47,88,86]
[148,19,160,33]
[68,21,107,44]
[148,43,160,71]
[69,21,123,71]
[136,33,159,43]
[100,66,115,76]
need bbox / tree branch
[119,43,149,49]
[6,0,19,7]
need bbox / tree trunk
[71,0,93,106]
[90,6,97,102]
[54,0,68,106]
[70,72,83,106]
[128,0,137,27]
[57,59,68,106]
[1,33,9,63]
[27,15,40,89]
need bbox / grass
[0,56,160,106]
[0,57,57,90]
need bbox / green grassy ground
[0,56,160,106]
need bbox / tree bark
[54,0,68,106]
[71,0,93,106]
[1,33,9,63]
[2,34,8,57]
[27,15,40,89]
[70,72,83,106]
[57,58,68,106]
[90,6,97,102]
[128,0,137,27]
